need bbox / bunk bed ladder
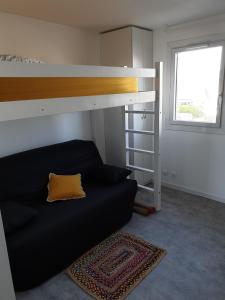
[125,62,163,211]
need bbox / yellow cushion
[47,173,86,202]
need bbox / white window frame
[168,38,225,133]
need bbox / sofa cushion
[93,164,132,184]
[0,201,38,235]
[47,173,86,202]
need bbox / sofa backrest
[0,140,102,202]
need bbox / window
[170,42,225,127]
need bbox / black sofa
[0,140,137,291]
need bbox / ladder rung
[126,164,154,174]
[125,110,155,114]
[138,184,154,192]
[125,129,155,135]
[126,147,154,154]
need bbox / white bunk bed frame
[0,61,162,300]
[0,61,163,210]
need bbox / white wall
[0,113,93,157]
[153,14,225,203]
[0,12,99,65]
[0,12,100,157]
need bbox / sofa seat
[7,179,137,291]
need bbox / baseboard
[162,181,225,204]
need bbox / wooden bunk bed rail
[0,77,138,102]
[0,63,159,121]
[0,63,156,77]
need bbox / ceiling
[0,0,225,31]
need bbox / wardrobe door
[99,26,154,187]
[101,27,133,166]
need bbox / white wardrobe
[100,26,154,185]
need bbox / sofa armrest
[92,164,131,185]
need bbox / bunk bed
[0,61,163,297]
[0,61,163,210]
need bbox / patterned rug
[67,232,166,300]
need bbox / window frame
[169,40,225,128]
